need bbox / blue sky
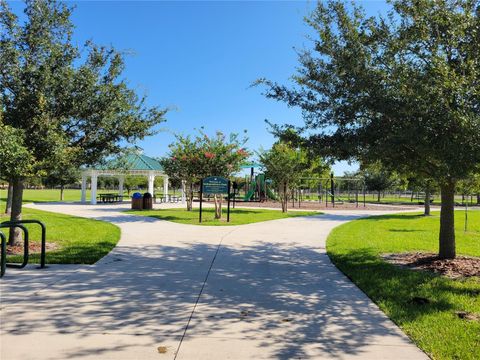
[10,0,389,175]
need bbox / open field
[327,210,480,360]
[1,208,120,264]
[0,188,183,204]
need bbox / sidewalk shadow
[1,240,435,359]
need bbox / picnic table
[155,195,181,203]
[97,193,124,203]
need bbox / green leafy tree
[0,121,33,226]
[124,176,147,195]
[407,176,439,215]
[258,0,480,259]
[259,142,311,212]
[43,148,80,201]
[360,162,398,203]
[457,172,480,205]
[0,0,166,243]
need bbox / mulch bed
[6,242,58,255]
[233,200,413,211]
[382,252,480,278]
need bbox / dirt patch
[383,252,480,278]
[6,242,58,255]
[226,200,413,211]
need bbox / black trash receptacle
[143,192,153,210]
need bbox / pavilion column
[148,171,155,197]
[81,173,87,203]
[90,171,98,205]
[163,176,169,201]
[181,180,186,204]
[118,175,124,198]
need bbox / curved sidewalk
[0,203,427,360]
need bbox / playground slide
[243,182,256,201]
[266,187,278,200]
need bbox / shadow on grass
[328,248,480,326]
[358,214,426,221]
[6,240,117,265]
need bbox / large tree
[0,0,166,243]
[259,142,311,213]
[258,0,480,259]
[360,162,399,203]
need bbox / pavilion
[80,153,170,205]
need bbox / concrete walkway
[0,203,428,360]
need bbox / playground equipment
[240,163,277,202]
[296,173,366,208]
[0,219,47,278]
[243,174,278,202]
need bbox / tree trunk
[281,182,288,213]
[186,183,193,211]
[477,193,479,205]
[60,185,65,201]
[214,194,222,219]
[8,178,24,246]
[439,181,456,259]
[5,182,13,214]
[377,191,381,202]
[424,186,431,216]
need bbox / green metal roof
[126,154,163,171]
[101,153,163,171]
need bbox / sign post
[199,178,203,223]
[232,181,237,209]
[227,180,231,222]
[199,176,231,223]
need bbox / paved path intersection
[0,203,427,359]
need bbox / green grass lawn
[0,188,87,203]
[327,210,480,360]
[1,208,120,264]
[0,188,184,203]
[126,207,321,226]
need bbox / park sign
[199,176,232,223]
[202,176,229,194]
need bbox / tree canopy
[0,0,167,172]
[0,121,33,180]
[259,142,313,212]
[0,0,167,244]
[258,0,480,258]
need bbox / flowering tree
[161,130,249,218]
[160,136,203,211]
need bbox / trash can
[131,192,143,210]
[143,192,153,210]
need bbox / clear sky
[10,0,389,175]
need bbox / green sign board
[202,176,229,194]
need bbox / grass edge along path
[327,211,480,360]
[1,208,120,264]
[126,207,321,226]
